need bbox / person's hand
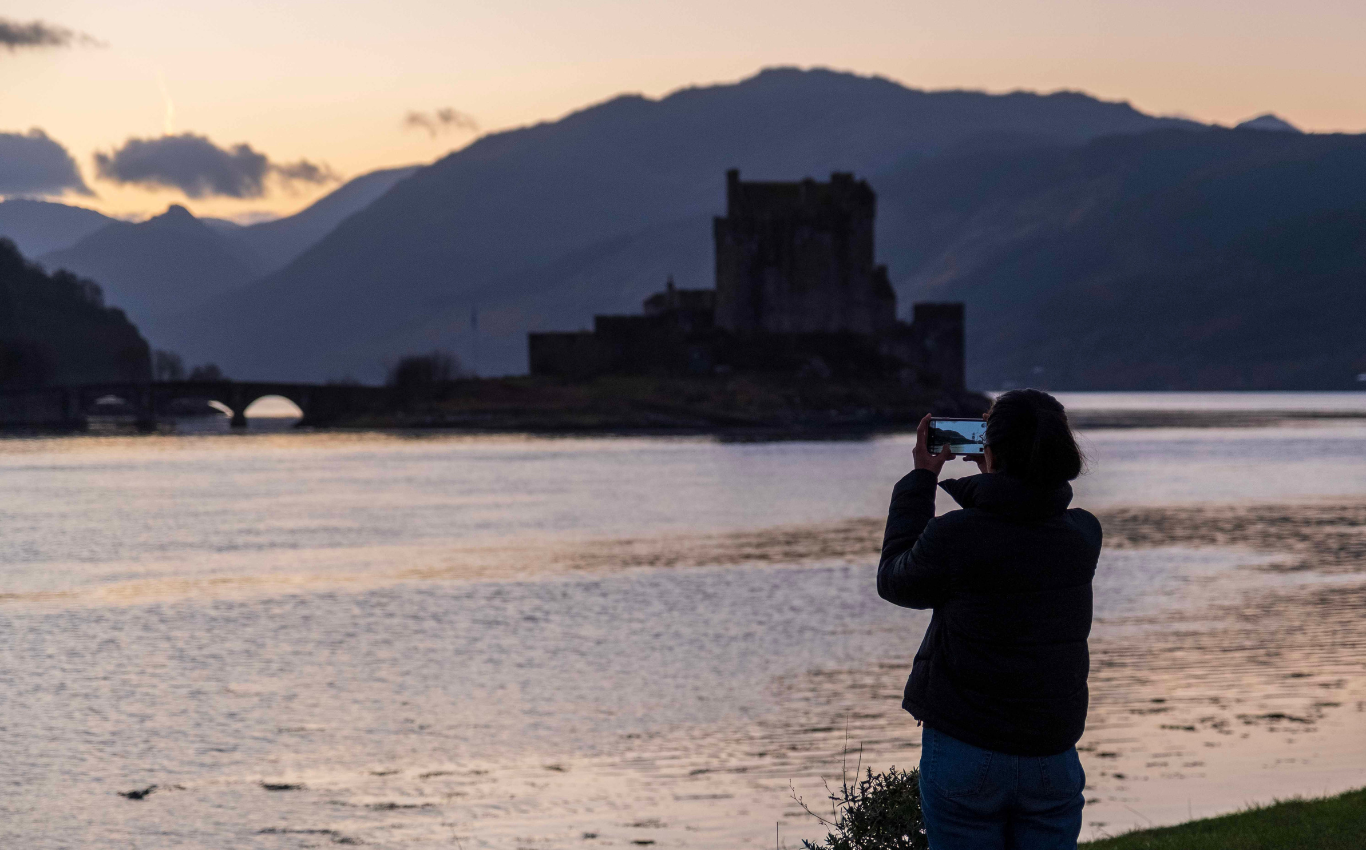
[913,413,953,477]
[964,453,989,474]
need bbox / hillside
[446,124,1366,390]
[0,239,150,387]
[877,127,1366,389]
[24,165,420,347]
[0,199,116,258]
[39,205,264,348]
[164,67,1201,381]
[229,165,419,273]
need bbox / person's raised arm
[878,414,953,609]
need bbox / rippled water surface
[1055,390,1366,412]
[3,408,1366,847]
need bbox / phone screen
[928,418,987,454]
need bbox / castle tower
[713,169,897,335]
[908,303,965,391]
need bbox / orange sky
[9,0,1366,221]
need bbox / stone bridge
[0,380,388,431]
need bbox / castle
[528,170,965,391]
[715,169,896,335]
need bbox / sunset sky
[9,0,1366,221]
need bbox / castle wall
[527,332,614,379]
[530,314,714,377]
[714,170,897,335]
[527,171,966,391]
[879,303,966,391]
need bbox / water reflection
[1,423,1364,846]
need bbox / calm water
[1055,390,1366,412]
[2,400,1365,847]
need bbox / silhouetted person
[879,389,1099,850]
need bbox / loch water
[2,393,1365,847]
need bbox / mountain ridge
[39,204,264,347]
[0,199,117,258]
[880,127,1366,388]
[228,165,419,274]
[32,165,423,353]
[27,68,1357,389]
[164,66,1207,381]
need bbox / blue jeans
[919,726,1085,850]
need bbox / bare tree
[153,350,184,382]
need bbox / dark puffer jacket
[878,469,1102,756]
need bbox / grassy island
[336,373,990,435]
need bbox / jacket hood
[938,473,1073,519]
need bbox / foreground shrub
[798,766,927,850]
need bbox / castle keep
[715,170,896,335]
[528,170,965,391]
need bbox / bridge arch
[0,380,381,431]
[149,383,312,430]
[240,394,304,429]
[220,388,307,429]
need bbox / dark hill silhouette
[20,164,420,340]
[228,165,420,273]
[0,199,115,258]
[878,127,1366,389]
[39,204,263,347]
[0,239,150,387]
[164,67,1202,381]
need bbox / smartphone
[928,417,987,455]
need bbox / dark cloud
[93,133,338,198]
[0,18,102,51]
[0,129,92,196]
[403,108,479,138]
[272,159,337,185]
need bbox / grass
[1081,787,1366,849]
[793,760,1365,850]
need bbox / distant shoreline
[5,385,1366,439]
[335,407,1366,436]
[1068,408,1366,429]
[5,409,1365,439]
